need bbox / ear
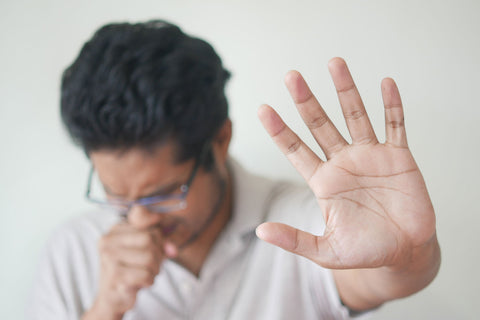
[212,119,232,165]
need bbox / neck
[174,167,233,277]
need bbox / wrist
[82,299,125,320]
[334,233,441,311]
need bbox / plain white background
[1,0,479,319]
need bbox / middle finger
[328,57,378,145]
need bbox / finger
[113,247,163,274]
[100,240,163,275]
[258,104,323,183]
[100,231,163,274]
[114,264,157,289]
[381,77,408,147]
[284,70,348,159]
[105,228,162,250]
[328,57,378,144]
[256,222,341,269]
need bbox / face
[90,139,231,251]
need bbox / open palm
[257,58,436,270]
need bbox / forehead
[89,143,191,197]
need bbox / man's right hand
[82,223,166,320]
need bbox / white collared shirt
[28,159,363,319]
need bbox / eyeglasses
[85,146,208,217]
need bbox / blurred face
[90,141,230,251]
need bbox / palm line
[333,164,418,178]
[329,195,386,219]
[318,189,406,234]
[321,184,411,198]
[363,188,405,236]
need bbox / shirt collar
[224,158,278,240]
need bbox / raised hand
[256,57,437,273]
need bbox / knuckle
[388,119,404,128]
[99,242,116,261]
[285,139,302,155]
[101,249,113,261]
[385,103,403,110]
[110,223,127,234]
[306,115,329,130]
[110,265,123,282]
[354,137,376,145]
[122,272,137,287]
[136,233,151,247]
[336,83,356,94]
[144,252,156,267]
[344,109,365,121]
[143,273,156,286]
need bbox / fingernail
[255,223,267,240]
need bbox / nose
[127,204,164,229]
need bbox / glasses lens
[86,166,192,215]
[147,198,187,213]
[87,170,128,213]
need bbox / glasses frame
[85,144,209,216]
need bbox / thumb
[256,222,340,268]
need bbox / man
[29,20,440,319]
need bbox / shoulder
[37,210,118,279]
[28,211,117,318]
[37,210,120,282]
[46,210,118,251]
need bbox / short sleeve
[27,212,115,319]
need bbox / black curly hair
[61,20,230,167]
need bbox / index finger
[106,224,163,250]
[284,70,348,159]
[258,104,323,184]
